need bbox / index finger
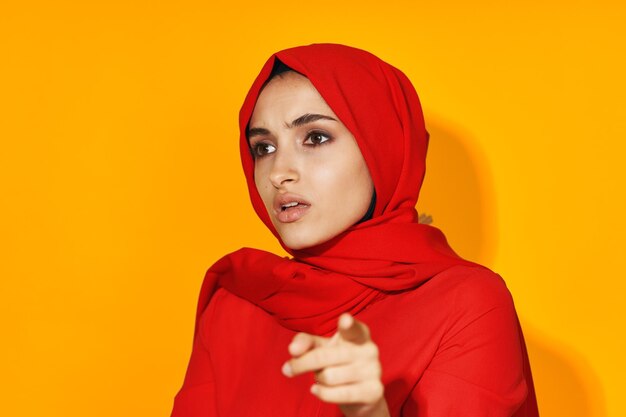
[337,313,370,345]
[289,332,329,357]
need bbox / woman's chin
[279,229,331,251]
[281,236,319,251]
[275,219,361,251]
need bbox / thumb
[337,313,370,345]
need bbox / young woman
[171,43,539,417]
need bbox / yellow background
[1,1,624,416]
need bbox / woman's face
[248,71,374,250]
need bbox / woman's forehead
[250,72,338,126]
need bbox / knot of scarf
[197,208,480,336]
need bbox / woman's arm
[171,270,221,417]
[402,272,530,416]
[171,316,219,417]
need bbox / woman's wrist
[341,397,391,417]
[369,398,391,417]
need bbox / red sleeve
[170,319,218,416]
[171,271,220,417]
[402,270,530,417]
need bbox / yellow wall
[1,1,624,416]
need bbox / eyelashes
[250,130,333,159]
[303,131,331,146]
[250,142,276,158]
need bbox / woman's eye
[252,142,276,158]
[304,131,331,145]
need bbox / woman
[171,43,539,417]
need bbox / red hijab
[196,43,480,336]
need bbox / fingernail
[282,362,293,377]
[310,384,319,395]
[339,314,352,328]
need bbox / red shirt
[172,264,538,416]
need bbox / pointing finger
[338,313,370,345]
[284,343,354,377]
[288,332,328,357]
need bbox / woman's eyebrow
[286,113,337,128]
[247,113,337,140]
[247,127,270,139]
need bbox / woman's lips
[273,193,311,223]
[276,203,310,223]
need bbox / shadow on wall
[524,325,607,417]
[418,116,606,417]
[417,117,498,265]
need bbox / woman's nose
[269,148,300,188]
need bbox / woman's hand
[282,314,390,417]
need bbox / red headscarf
[196,43,480,336]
